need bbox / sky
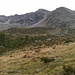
[0,0,75,16]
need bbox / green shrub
[64,39,74,43]
[41,57,55,63]
[0,32,5,46]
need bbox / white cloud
[0,0,75,15]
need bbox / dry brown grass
[0,42,75,75]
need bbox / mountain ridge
[0,7,75,35]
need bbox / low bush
[63,65,75,75]
[41,57,55,63]
[64,39,74,43]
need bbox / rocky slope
[0,9,49,30]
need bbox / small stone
[22,54,26,58]
[36,69,41,72]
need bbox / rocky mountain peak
[52,7,74,14]
[36,9,50,13]
[55,7,70,11]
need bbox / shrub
[63,65,75,75]
[41,57,55,63]
[0,32,5,46]
[64,39,74,43]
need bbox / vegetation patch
[41,57,55,63]
[62,65,75,75]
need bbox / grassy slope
[0,42,75,75]
[4,27,49,34]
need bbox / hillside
[0,41,75,75]
[0,7,75,75]
[0,28,75,75]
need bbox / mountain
[31,7,75,29]
[30,7,75,36]
[1,7,75,75]
[0,9,50,30]
[1,7,75,36]
[8,9,49,26]
[46,7,75,28]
